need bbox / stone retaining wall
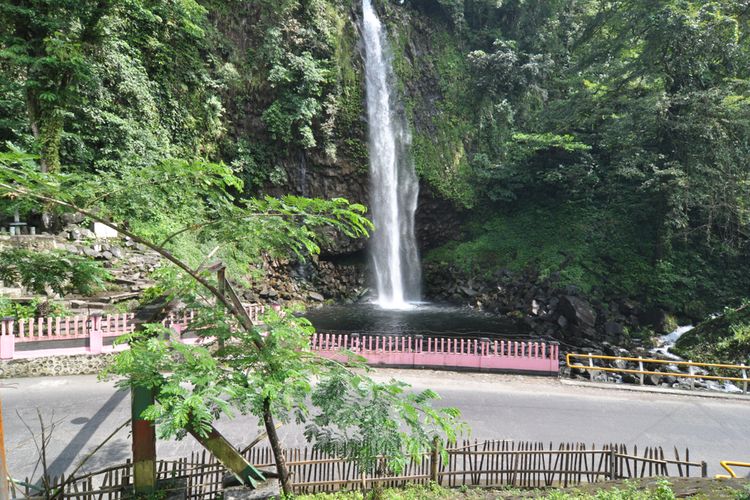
[0,352,116,378]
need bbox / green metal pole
[127,295,178,495]
[132,385,156,494]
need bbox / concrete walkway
[3,370,749,481]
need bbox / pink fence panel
[16,315,90,343]
[0,318,15,359]
[0,302,267,361]
[100,313,135,337]
[359,335,417,366]
[244,304,266,323]
[309,333,559,374]
[0,306,561,373]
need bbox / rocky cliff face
[213,0,464,263]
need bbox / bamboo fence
[9,440,706,499]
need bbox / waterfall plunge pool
[304,303,524,339]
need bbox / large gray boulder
[559,295,597,328]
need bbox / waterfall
[362,0,421,309]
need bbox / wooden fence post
[608,448,616,480]
[429,437,440,484]
[701,461,707,478]
[0,318,14,360]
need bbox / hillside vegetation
[1,0,749,321]
[673,303,750,364]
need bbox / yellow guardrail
[715,461,750,479]
[566,353,749,390]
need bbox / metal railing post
[689,361,695,390]
[588,353,597,381]
[638,356,644,385]
[742,365,747,394]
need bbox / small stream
[651,325,744,393]
[652,325,694,360]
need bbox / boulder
[638,308,669,333]
[604,321,624,338]
[559,295,597,328]
[307,292,325,302]
[619,299,639,316]
[61,213,85,225]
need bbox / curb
[561,378,750,402]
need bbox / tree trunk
[39,111,63,173]
[25,88,63,173]
[25,89,58,229]
[262,397,291,495]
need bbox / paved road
[3,369,750,482]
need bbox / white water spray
[362,0,421,309]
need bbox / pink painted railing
[0,304,266,360]
[309,333,559,374]
[0,308,560,375]
[13,313,134,343]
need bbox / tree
[558,0,750,258]
[0,247,109,314]
[0,153,463,495]
[0,0,222,175]
[0,1,116,172]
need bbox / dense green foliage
[0,0,222,173]
[395,0,750,315]
[0,247,108,296]
[0,296,69,319]
[673,303,750,363]
[2,0,749,317]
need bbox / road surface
[3,369,749,481]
